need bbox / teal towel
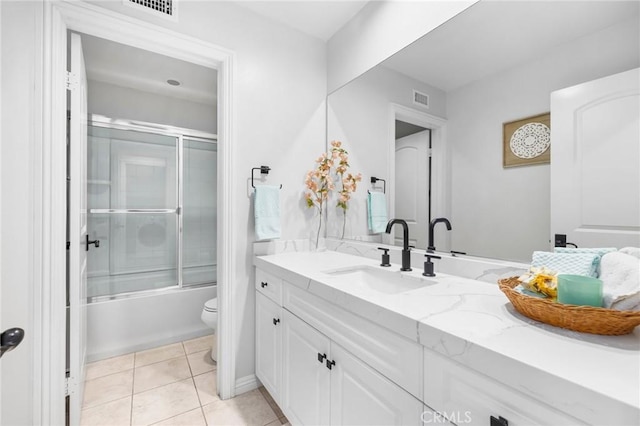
[554,247,617,277]
[531,251,600,277]
[367,191,387,234]
[254,185,281,241]
[554,247,617,256]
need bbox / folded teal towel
[554,247,617,277]
[367,191,387,234]
[531,251,600,277]
[554,247,617,256]
[254,185,281,241]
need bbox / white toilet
[200,298,218,362]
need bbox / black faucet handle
[424,254,441,260]
[450,250,467,256]
[378,247,391,267]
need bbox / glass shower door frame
[87,115,217,300]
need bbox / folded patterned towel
[554,247,617,276]
[601,252,640,311]
[531,251,600,277]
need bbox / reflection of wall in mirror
[327,15,639,262]
[448,17,639,262]
[326,65,446,241]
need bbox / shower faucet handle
[86,234,100,251]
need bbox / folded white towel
[619,247,640,259]
[600,252,640,311]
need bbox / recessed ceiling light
[167,79,181,86]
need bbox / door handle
[1,327,25,359]
[86,234,100,251]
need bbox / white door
[281,310,330,426]
[330,343,423,426]
[395,131,430,248]
[550,68,640,249]
[255,292,282,403]
[68,32,89,424]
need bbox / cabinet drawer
[423,350,585,426]
[256,268,283,304]
[284,284,423,400]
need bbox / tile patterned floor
[81,335,289,426]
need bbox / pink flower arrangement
[305,141,361,245]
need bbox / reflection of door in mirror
[395,122,430,248]
[551,68,640,249]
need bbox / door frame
[386,104,450,249]
[41,1,236,423]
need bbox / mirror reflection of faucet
[428,217,452,253]
[385,219,412,271]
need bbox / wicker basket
[498,277,640,335]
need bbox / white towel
[619,247,640,259]
[600,252,640,311]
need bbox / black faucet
[428,217,452,252]
[385,219,411,271]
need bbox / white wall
[327,0,477,93]
[89,0,328,388]
[1,1,326,416]
[447,17,640,262]
[88,79,217,133]
[327,65,446,239]
[1,1,41,424]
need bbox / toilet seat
[204,298,217,313]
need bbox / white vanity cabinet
[255,291,283,403]
[423,349,586,426]
[281,309,331,426]
[329,342,424,426]
[255,267,424,426]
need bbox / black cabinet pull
[261,281,268,288]
[317,353,327,363]
[272,318,280,325]
[490,415,508,426]
[326,359,336,370]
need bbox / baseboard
[235,374,260,395]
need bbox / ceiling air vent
[413,90,430,109]
[125,0,178,20]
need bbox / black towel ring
[251,166,282,189]
[369,176,386,194]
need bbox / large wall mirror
[326,0,639,262]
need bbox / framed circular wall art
[503,112,551,167]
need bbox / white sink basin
[322,265,434,294]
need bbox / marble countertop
[254,250,640,425]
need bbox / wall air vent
[413,90,430,109]
[125,0,178,21]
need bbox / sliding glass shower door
[86,119,217,300]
